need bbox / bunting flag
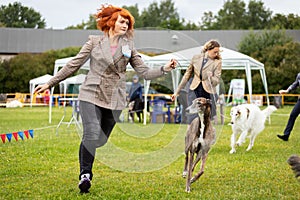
[13,132,18,141]
[0,134,6,143]
[1,130,34,143]
[24,130,29,139]
[6,133,12,142]
[18,131,24,140]
[29,130,34,138]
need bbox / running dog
[182,97,216,192]
[229,104,277,154]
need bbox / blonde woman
[172,40,222,123]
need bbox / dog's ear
[236,110,241,116]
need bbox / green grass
[0,106,299,199]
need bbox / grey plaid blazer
[47,35,163,110]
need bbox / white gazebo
[150,46,269,106]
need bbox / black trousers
[283,98,300,136]
[78,101,121,180]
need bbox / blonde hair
[202,40,221,60]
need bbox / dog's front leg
[236,130,248,146]
[186,151,194,192]
[230,131,237,154]
[246,131,257,151]
[191,152,207,183]
[182,151,188,178]
[191,151,201,172]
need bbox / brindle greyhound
[182,97,216,192]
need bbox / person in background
[277,72,300,141]
[171,39,222,124]
[128,75,143,122]
[34,4,177,193]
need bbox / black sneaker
[277,134,289,141]
[78,174,91,193]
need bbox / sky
[1,0,300,29]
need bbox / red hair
[95,5,135,38]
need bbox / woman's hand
[279,89,288,94]
[34,84,50,94]
[163,59,177,72]
[171,93,177,101]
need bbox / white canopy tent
[150,46,270,106]
[29,74,53,107]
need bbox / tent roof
[54,57,90,74]
[29,74,53,84]
[150,46,264,70]
[60,74,86,85]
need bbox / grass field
[0,105,299,199]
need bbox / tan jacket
[175,53,222,95]
[47,35,164,110]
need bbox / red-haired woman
[34,5,177,193]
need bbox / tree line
[1,0,300,30]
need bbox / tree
[140,0,186,30]
[238,29,292,60]
[0,2,45,28]
[65,0,199,30]
[270,13,300,29]
[246,0,272,29]
[200,0,300,30]
[122,4,143,28]
[200,11,219,30]
[0,47,80,93]
[238,30,298,93]
[66,14,96,30]
[140,1,162,28]
[262,42,300,93]
[215,0,247,29]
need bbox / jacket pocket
[84,76,100,86]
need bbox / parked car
[126,82,171,102]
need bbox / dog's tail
[287,154,300,179]
[262,105,277,118]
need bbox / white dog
[229,104,277,154]
[6,100,23,108]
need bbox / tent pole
[245,62,252,103]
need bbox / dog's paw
[246,146,252,151]
[182,171,188,178]
[236,142,242,146]
[229,149,236,154]
[185,188,191,193]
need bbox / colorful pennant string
[1,130,34,143]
